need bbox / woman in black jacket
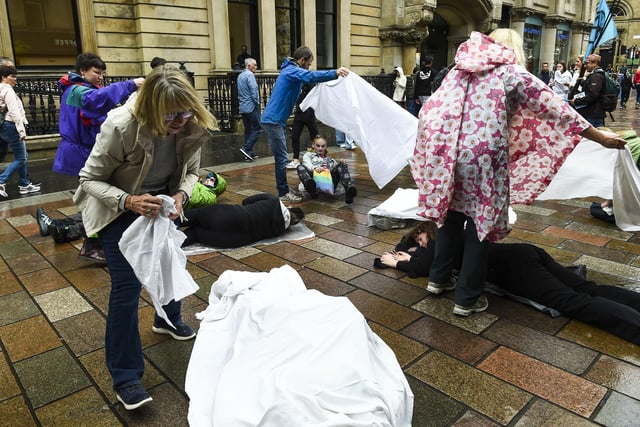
[374,222,437,278]
[181,193,304,248]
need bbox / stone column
[338,0,351,67]
[571,22,591,58]
[208,0,231,70]
[510,7,531,35]
[301,0,316,64]
[541,17,562,66]
[0,1,12,60]
[259,0,278,71]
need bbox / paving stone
[347,289,422,331]
[301,237,362,259]
[297,268,355,296]
[0,349,21,400]
[0,395,37,426]
[19,267,69,295]
[54,310,105,356]
[0,291,40,327]
[407,375,464,427]
[576,254,640,281]
[0,315,62,362]
[35,387,121,426]
[478,347,607,417]
[584,355,640,401]
[369,322,427,367]
[116,383,189,426]
[0,270,21,296]
[513,399,598,426]
[407,351,532,425]
[34,286,93,322]
[349,271,428,305]
[593,391,640,427]
[412,295,498,334]
[304,256,367,282]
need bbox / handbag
[313,168,334,195]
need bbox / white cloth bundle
[118,195,199,327]
[186,265,413,427]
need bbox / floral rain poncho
[409,32,590,242]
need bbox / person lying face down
[181,193,304,248]
[374,221,437,278]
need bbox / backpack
[599,70,620,112]
[432,65,451,92]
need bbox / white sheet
[185,265,413,427]
[300,73,418,189]
[538,141,640,231]
[181,222,315,255]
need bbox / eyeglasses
[164,111,194,121]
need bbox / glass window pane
[7,0,79,67]
[316,0,336,69]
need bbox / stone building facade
[0,0,638,94]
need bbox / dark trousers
[183,204,250,248]
[487,243,640,345]
[291,110,318,159]
[241,109,263,152]
[429,210,488,306]
[100,211,182,389]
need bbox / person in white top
[551,61,572,101]
[0,64,39,197]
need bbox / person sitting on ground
[373,221,640,346]
[181,193,304,248]
[296,135,357,203]
[374,222,436,278]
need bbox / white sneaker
[286,160,300,169]
[18,182,41,195]
[0,183,6,197]
[279,191,302,203]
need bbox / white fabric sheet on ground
[185,265,413,427]
[300,73,418,189]
[181,222,315,255]
[367,188,517,226]
[538,141,640,231]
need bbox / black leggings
[291,110,318,159]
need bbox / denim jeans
[241,109,263,152]
[429,210,489,307]
[0,121,29,186]
[585,116,605,127]
[100,211,182,390]
[261,123,289,196]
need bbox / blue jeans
[261,123,289,196]
[100,211,182,390]
[585,116,605,127]
[429,210,489,307]
[0,122,29,186]
[241,109,263,152]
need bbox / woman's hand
[380,253,398,268]
[127,193,162,217]
[580,127,626,150]
[394,251,411,262]
[169,193,185,220]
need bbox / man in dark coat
[181,193,304,248]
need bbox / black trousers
[291,110,318,159]
[487,243,640,345]
[296,162,353,193]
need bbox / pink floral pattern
[409,32,590,242]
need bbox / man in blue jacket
[260,46,348,202]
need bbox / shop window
[316,0,336,69]
[7,0,80,67]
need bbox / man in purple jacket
[38,53,143,262]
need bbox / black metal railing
[14,75,135,136]
[207,73,397,132]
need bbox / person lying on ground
[374,222,435,278]
[181,193,304,248]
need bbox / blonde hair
[488,28,526,67]
[134,65,218,135]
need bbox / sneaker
[374,217,406,230]
[249,152,259,159]
[37,207,54,237]
[453,295,489,317]
[345,186,357,204]
[0,183,6,197]
[286,159,300,169]
[18,182,41,195]
[239,148,254,161]
[152,318,196,341]
[427,279,456,294]
[279,191,302,203]
[116,383,153,410]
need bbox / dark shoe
[37,207,54,237]
[116,383,153,410]
[152,318,196,341]
[249,151,259,159]
[79,238,107,264]
[453,295,488,317]
[590,202,616,224]
[566,264,588,279]
[373,257,389,269]
[427,278,456,294]
[303,179,318,198]
[239,148,254,161]
[345,186,357,204]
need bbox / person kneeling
[296,135,357,203]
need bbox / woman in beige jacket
[74,65,217,410]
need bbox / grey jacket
[73,102,211,236]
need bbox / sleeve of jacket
[80,80,137,119]
[250,75,260,110]
[575,72,603,106]
[290,67,338,85]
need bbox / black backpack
[599,71,620,112]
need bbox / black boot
[79,238,106,264]
[303,179,318,198]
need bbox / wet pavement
[0,112,639,426]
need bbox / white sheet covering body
[185,265,413,427]
[538,141,640,231]
[300,73,418,189]
[118,195,199,327]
